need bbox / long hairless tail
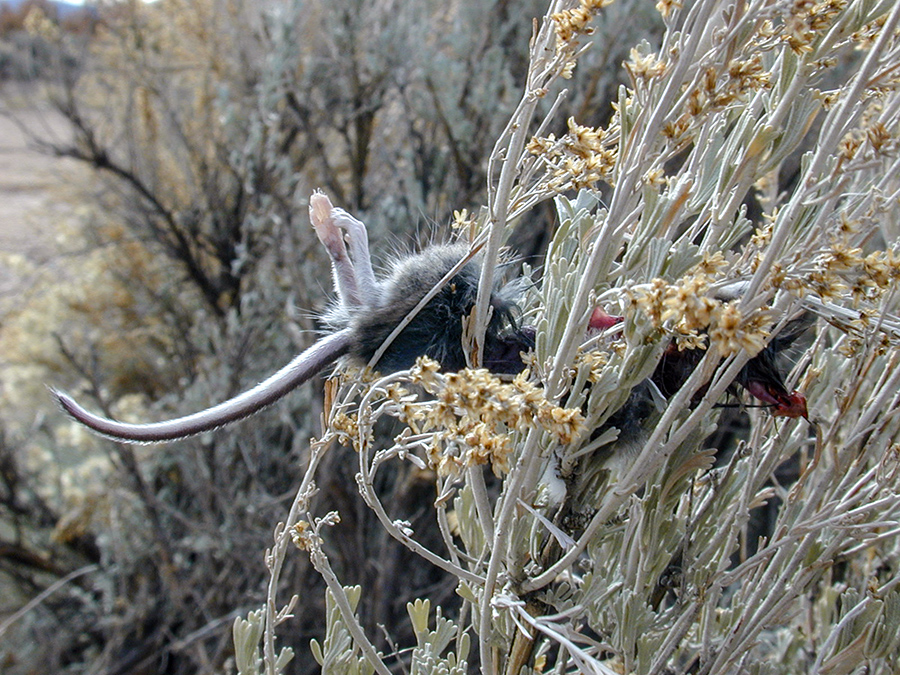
[53,328,354,443]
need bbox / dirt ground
[0,90,83,309]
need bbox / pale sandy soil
[0,91,83,308]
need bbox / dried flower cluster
[850,12,889,49]
[781,0,848,54]
[527,116,619,191]
[625,257,771,356]
[572,348,611,383]
[550,0,616,44]
[663,54,772,140]
[329,408,368,452]
[655,0,683,19]
[767,235,900,355]
[290,519,316,551]
[291,512,341,552]
[384,357,586,476]
[624,45,668,82]
[550,0,616,79]
[838,121,899,167]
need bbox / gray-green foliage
[264,0,900,674]
[234,610,294,675]
[308,587,375,675]
[407,599,469,675]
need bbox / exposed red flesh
[588,307,624,331]
[745,380,808,419]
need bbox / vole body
[54,198,535,442]
[326,243,531,374]
[54,193,803,444]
